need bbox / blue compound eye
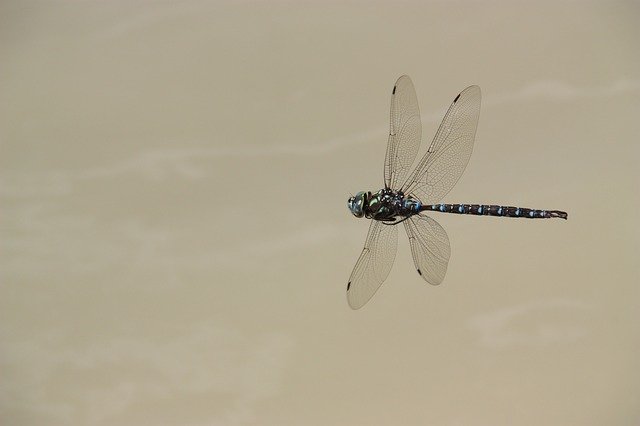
[348,191,367,217]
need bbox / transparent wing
[384,75,422,190]
[401,86,481,204]
[347,221,398,310]
[404,214,451,285]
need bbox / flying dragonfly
[346,76,567,309]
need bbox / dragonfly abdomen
[422,203,567,219]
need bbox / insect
[346,76,567,309]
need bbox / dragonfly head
[347,191,368,218]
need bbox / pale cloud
[94,3,201,41]
[0,201,344,280]
[0,128,381,197]
[485,78,640,106]
[467,299,593,350]
[2,77,637,198]
[0,325,294,425]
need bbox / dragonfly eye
[348,192,366,218]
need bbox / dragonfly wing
[384,75,422,190]
[404,214,451,285]
[347,220,398,309]
[401,85,481,204]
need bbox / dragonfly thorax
[348,189,421,221]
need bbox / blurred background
[1,1,639,425]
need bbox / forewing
[384,75,422,190]
[347,221,398,310]
[401,85,481,204]
[404,214,451,285]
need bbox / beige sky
[1,1,639,425]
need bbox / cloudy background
[1,1,639,425]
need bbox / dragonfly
[346,75,567,309]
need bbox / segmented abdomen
[422,203,567,219]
